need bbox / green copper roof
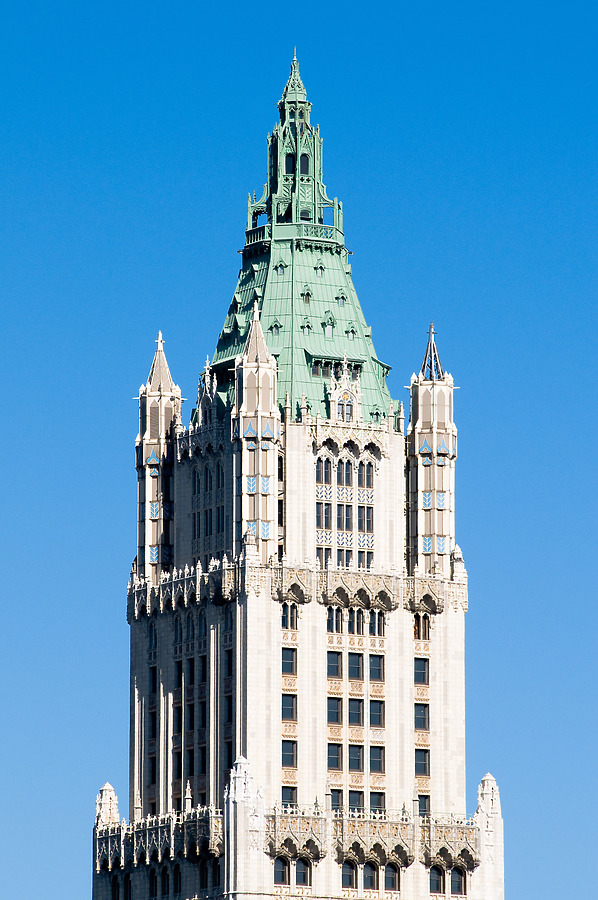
[211,57,392,422]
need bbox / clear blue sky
[1,2,596,897]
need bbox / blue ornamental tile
[261,476,270,494]
[437,492,446,510]
[146,449,160,466]
[261,521,270,539]
[438,438,449,455]
[437,537,446,554]
[422,536,432,554]
[149,546,159,563]
[247,476,256,494]
[422,457,432,467]
[262,423,274,439]
[423,492,432,509]
[243,422,257,438]
[419,438,432,454]
[150,502,159,519]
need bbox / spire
[147,331,174,391]
[243,300,270,362]
[420,322,444,381]
[279,52,307,105]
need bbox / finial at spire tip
[293,46,297,61]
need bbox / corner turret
[135,332,182,583]
[406,324,458,577]
[231,303,281,562]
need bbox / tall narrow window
[299,154,309,174]
[274,857,289,885]
[430,866,444,894]
[451,867,466,895]
[342,861,356,888]
[285,154,295,175]
[296,858,311,886]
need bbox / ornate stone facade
[93,56,504,900]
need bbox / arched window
[422,614,430,640]
[274,857,289,885]
[300,154,309,175]
[198,612,206,638]
[285,154,295,174]
[341,861,356,888]
[289,603,298,630]
[296,857,311,885]
[174,617,182,645]
[173,864,181,894]
[345,461,352,486]
[385,863,399,890]
[430,865,444,893]
[124,872,132,900]
[272,323,279,336]
[186,614,194,642]
[316,458,323,484]
[325,323,333,339]
[212,860,221,887]
[335,607,343,633]
[358,461,365,487]
[324,458,332,484]
[281,603,289,629]
[364,862,379,889]
[192,469,200,495]
[337,459,344,484]
[327,607,334,632]
[149,620,157,649]
[348,608,355,633]
[224,606,233,632]
[111,874,120,900]
[161,866,169,896]
[377,611,384,635]
[345,400,353,422]
[204,466,212,492]
[451,867,466,895]
[356,609,364,635]
[149,868,158,898]
[366,462,374,487]
[414,613,421,640]
[217,462,224,489]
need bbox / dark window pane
[282,694,297,720]
[281,786,297,807]
[327,651,342,678]
[296,858,311,885]
[348,653,363,680]
[415,749,430,776]
[414,657,429,684]
[418,794,431,817]
[282,740,297,767]
[282,648,296,674]
[327,743,342,770]
[331,789,343,810]
[274,857,289,885]
[370,746,385,773]
[370,700,385,727]
[348,744,363,771]
[327,697,342,724]
[385,864,399,890]
[370,791,385,811]
[415,703,429,730]
[348,699,363,725]
[348,790,363,811]
[451,867,465,895]
[369,655,384,681]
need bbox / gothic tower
[93,57,504,900]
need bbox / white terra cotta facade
[93,56,504,900]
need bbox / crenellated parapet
[94,807,223,873]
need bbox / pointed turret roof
[279,51,307,105]
[243,301,271,362]
[420,322,444,381]
[147,331,175,391]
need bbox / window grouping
[430,865,466,895]
[190,461,226,549]
[273,855,400,890]
[414,612,431,640]
[327,606,385,635]
[316,455,375,570]
[274,856,312,887]
[281,602,298,630]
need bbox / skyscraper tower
[93,57,504,900]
